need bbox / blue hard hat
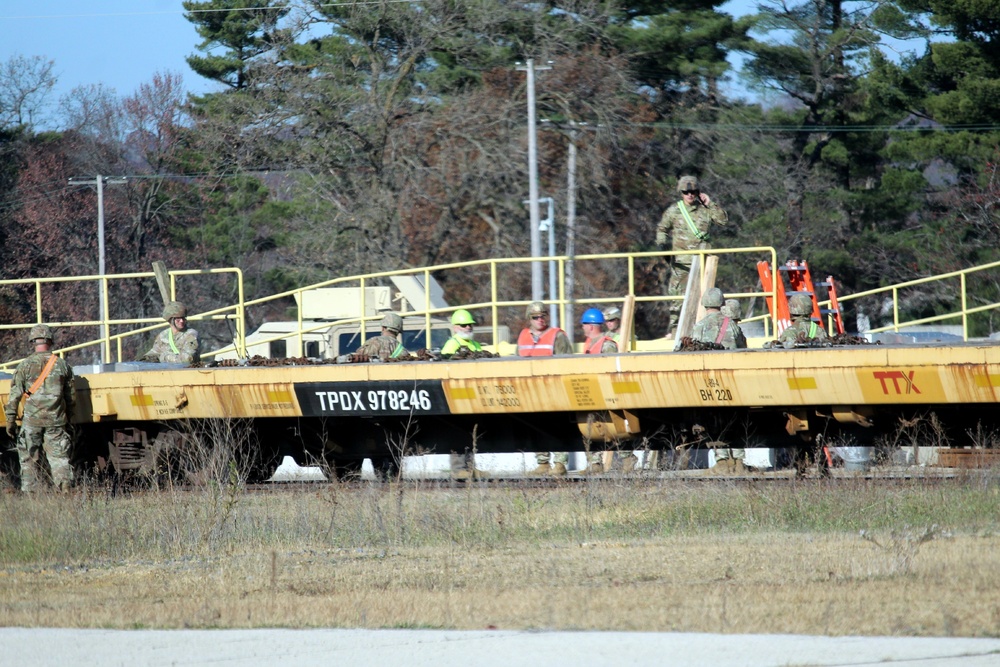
[581,308,605,324]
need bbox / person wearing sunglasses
[655,175,729,338]
[140,300,201,365]
[441,309,482,357]
[517,301,572,476]
[440,309,489,480]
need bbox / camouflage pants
[450,450,476,471]
[666,257,693,335]
[535,452,568,465]
[16,424,73,492]
[712,444,745,461]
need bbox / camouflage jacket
[359,334,408,360]
[4,352,76,428]
[778,317,829,347]
[655,199,729,252]
[691,312,745,350]
[141,327,200,365]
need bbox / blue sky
[0,0,773,121]
[1,1,221,101]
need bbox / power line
[0,1,420,20]
[545,120,1000,133]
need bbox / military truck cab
[216,278,508,361]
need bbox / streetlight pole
[68,175,127,365]
[516,59,552,303]
[565,121,578,341]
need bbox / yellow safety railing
[204,246,781,358]
[819,259,1000,340]
[8,249,1000,370]
[0,268,244,370]
[1,248,786,367]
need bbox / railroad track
[242,465,968,493]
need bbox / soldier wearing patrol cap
[140,301,201,365]
[517,301,572,476]
[358,311,410,360]
[4,324,76,492]
[778,294,829,348]
[656,175,729,337]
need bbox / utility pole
[564,121,578,342]
[516,58,552,303]
[68,175,127,365]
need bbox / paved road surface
[3,629,1000,666]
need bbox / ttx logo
[873,370,921,395]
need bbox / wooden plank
[696,255,719,322]
[674,255,701,345]
[617,294,635,353]
[152,261,171,305]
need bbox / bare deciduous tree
[0,55,57,130]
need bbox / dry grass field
[2,474,999,636]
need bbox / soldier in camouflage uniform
[359,312,409,360]
[778,294,829,348]
[4,325,76,492]
[691,290,748,473]
[690,288,745,350]
[602,306,622,344]
[141,301,200,365]
[656,176,729,336]
[721,298,749,349]
[517,301,572,476]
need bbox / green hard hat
[451,309,476,326]
[28,324,53,342]
[788,294,813,316]
[701,288,725,309]
[381,312,403,332]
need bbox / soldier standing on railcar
[721,298,748,349]
[691,288,745,351]
[778,294,829,348]
[517,301,572,476]
[140,301,201,365]
[358,312,410,360]
[602,306,622,344]
[656,175,729,338]
[4,325,76,492]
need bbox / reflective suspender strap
[168,329,180,355]
[678,201,709,242]
[715,317,731,345]
[391,342,405,358]
[809,322,818,338]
